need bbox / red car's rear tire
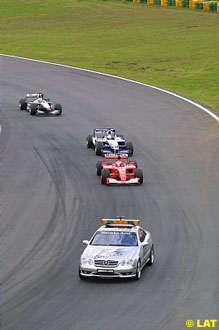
[96,161,103,176]
[101,169,110,184]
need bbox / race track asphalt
[1,55,219,330]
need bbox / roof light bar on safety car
[101,219,140,225]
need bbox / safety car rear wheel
[101,169,110,184]
[135,168,143,184]
[147,245,154,266]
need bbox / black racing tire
[19,98,27,110]
[135,168,143,184]
[96,161,103,176]
[30,103,38,116]
[135,260,142,280]
[101,169,110,184]
[87,135,94,148]
[126,142,134,156]
[131,160,138,168]
[54,103,62,115]
[147,245,154,266]
[95,142,103,156]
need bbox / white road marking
[1,54,219,123]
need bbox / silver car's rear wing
[26,93,43,98]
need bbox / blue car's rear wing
[94,128,115,134]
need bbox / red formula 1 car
[96,155,143,185]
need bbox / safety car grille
[94,260,118,268]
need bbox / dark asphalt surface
[1,56,219,330]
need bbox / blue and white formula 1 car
[19,93,62,116]
[86,128,134,156]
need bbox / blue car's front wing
[101,149,132,155]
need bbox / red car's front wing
[106,178,140,184]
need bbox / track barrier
[123,0,219,12]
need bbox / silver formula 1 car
[86,128,134,156]
[79,217,154,280]
[19,93,62,116]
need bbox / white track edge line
[1,53,219,123]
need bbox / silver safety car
[79,217,154,280]
[19,93,62,116]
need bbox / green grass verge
[1,0,219,110]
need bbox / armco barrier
[124,0,219,12]
[196,1,204,8]
[210,0,217,10]
[161,0,168,5]
[203,1,210,10]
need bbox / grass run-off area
[1,0,219,110]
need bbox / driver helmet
[116,156,122,167]
[107,130,112,139]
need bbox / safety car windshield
[91,231,138,246]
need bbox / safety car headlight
[120,260,126,266]
[81,258,87,265]
[87,259,93,265]
[127,259,134,266]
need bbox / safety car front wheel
[79,268,85,280]
[135,260,142,280]
[147,245,154,266]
